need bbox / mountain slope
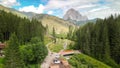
[33,14,75,34]
[74,18,97,25]
[0,5,27,18]
[21,12,37,18]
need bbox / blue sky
[0,0,120,19]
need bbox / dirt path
[41,42,56,68]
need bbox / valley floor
[41,38,111,68]
[41,39,71,68]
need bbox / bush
[20,37,48,67]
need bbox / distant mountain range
[63,8,97,25]
[0,5,27,18]
[21,12,37,19]
[0,5,75,34]
[0,5,98,34]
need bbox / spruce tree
[5,33,24,68]
[52,27,56,43]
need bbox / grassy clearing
[49,43,63,53]
[56,33,67,39]
[48,39,64,52]
[0,58,4,68]
[68,54,111,68]
[66,41,75,50]
[44,35,52,45]
[48,39,73,53]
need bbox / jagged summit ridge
[63,8,88,21]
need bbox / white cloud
[43,0,100,18]
[19,5,37,12]
[0,0,20,7]
[88,6,109,12]
[84,0,120,19]
[47,11,53,14]
[19,4,45,14]
[44,0,120,19]
[44,0,98,10]
[76,4,97,9]
[36,4,45,13]
[86,8,120,19]
[106,0,120,9]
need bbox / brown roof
[0,43,5,49]
[60,50,74,56]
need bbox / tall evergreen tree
[5,33,24,68]
[52,27,56,43]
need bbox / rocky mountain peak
[63,8,88,21]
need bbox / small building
[0,43,5,56]
[59,50,74,56]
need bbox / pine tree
[5,33,24,68]
[67,25,73,39]
[52,27,56,43]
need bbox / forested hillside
[0,10,48,68]
[69,15,120,68]
[0,10,45,42]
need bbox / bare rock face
[63,8,88,21]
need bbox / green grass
[48,39,73,52]
[48,39,63,52]
[0,58,4,68]
[66,41,75,50]
[56,33,67,39]
[48,39,66,52]
[68,54,111,68]
[44,35,52,45]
